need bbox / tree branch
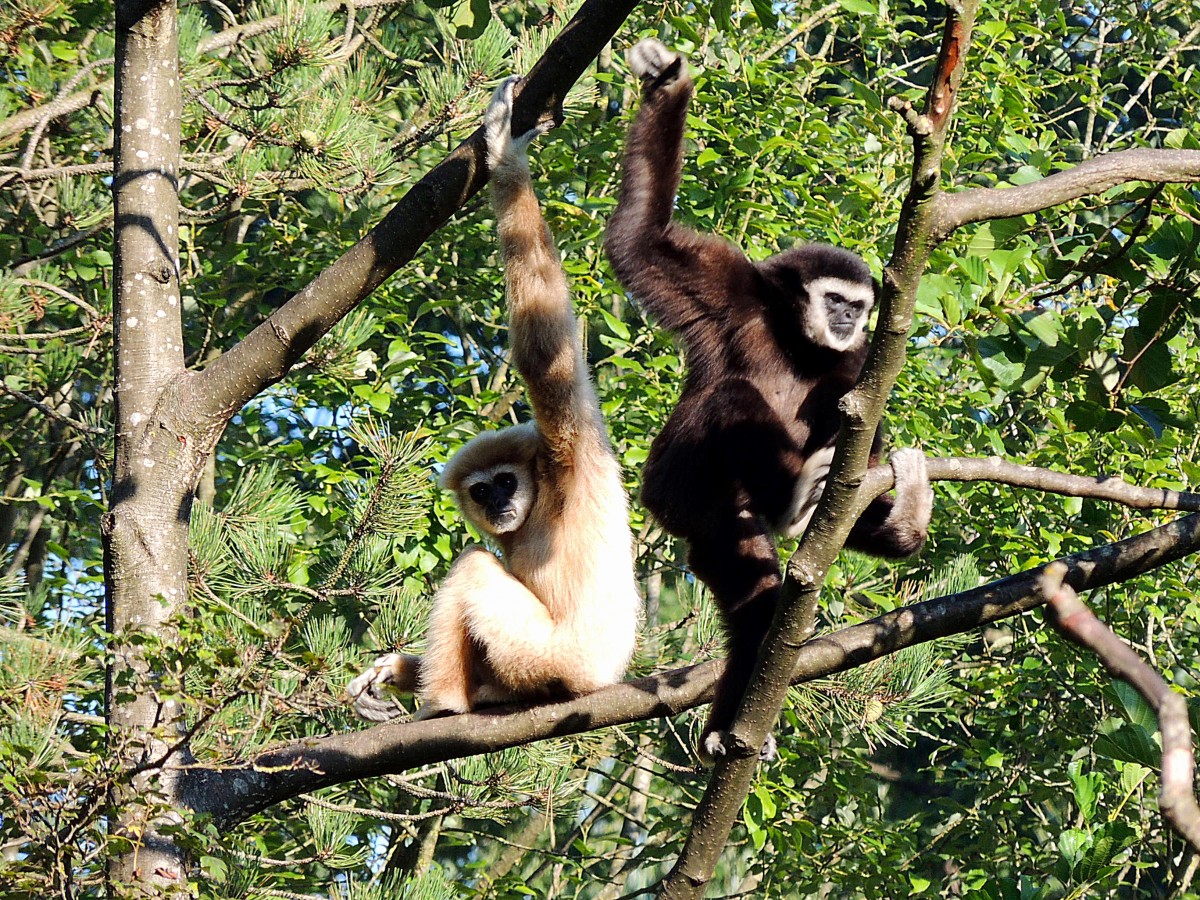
[182,511,1200,829]
[659,6,980,895]
[860,456,1200,513]
[188,0,640,429]
[932,148,1200,241]
[1040,563,1200,853]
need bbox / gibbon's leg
[346,652,422,722]
[443,547,559,698]
[686,505,782,764]
[413,551,490,717]
[642,380,805,538]
[845,448,934,557]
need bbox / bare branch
[933,148,1200,240]
[859,456,1200,513]
[1041,563,1200,853]
[183,512,1200,828]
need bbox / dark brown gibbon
[604,39,933,762]
[348,77,642,721]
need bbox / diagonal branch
[181,511,1200,829]
[188,0,641,428]
[658,6,981,895]
[1041,563,1200,852]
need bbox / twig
[1040,562,1200,852]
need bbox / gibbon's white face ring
[802,276,874,353]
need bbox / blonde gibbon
[347,77,642,721]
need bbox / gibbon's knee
[416,549,505,716]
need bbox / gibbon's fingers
[485,75,524,172]
[513,118,554,154]
[346,652,419,722]
[627,38,684,86]
[482,74,552,170]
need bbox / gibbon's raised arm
[486,81,599,464]
[605,43,754,341]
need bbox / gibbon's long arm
[605,44,755,345]
[487,79,599,465]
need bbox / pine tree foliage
[790,558,980,750]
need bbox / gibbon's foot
[484,75,553,172]
[700,729,778,766]
[346,652,420,722]
[412,703,457,721]
[887,447,934,547]
[627,38,685,89]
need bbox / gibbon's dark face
[461,463,535,535]
[802,276,875,353]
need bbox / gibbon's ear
[439,422,539,493]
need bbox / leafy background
[2,0,1200,896]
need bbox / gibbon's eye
[826,292,846,305]
[468,482,491,505]
[494,471,518,492]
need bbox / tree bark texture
[107,0,198,895]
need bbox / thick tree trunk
[106,0,198,895]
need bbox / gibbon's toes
[699,729,728,766]
[889,447,926,485]
[699,729,778,765]
[891,448,934,513]
[758,733,778,762]
[628,38,683,84]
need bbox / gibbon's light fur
[605,39,933,761]
[347,77,642,721]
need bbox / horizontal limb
[858,454,1200,513]
[932,147,1200,241]
[184,510,1200,827]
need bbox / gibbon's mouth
[490,511,520,531]
[829,322,858,339]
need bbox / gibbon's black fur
[605,39,933,762]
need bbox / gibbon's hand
[702,729,778,766]
[345,652,414,722]
[485,75,554,173]
[627,38,685,89]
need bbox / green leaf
[448,0,490,39]
[1094,722,1159,768]
[1022,311,1061,348]
[712,0,733,30]
[1067,759,1101,823]
[749,0,778,28]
